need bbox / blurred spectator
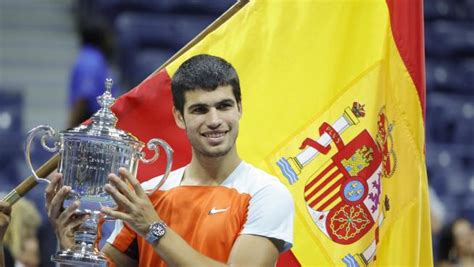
[1,196,41,267]
[68,18,117,128]
[0,201,12,267]
[437,218,474,266]
[430,186,447,234]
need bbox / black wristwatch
[145,221,167,244]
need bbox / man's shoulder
[224,161,290,197]
[140,166,185,192]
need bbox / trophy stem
[51,212,107,266]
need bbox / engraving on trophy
[59,139,137,211]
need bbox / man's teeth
[204,132,225,138]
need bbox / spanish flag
[111,0,432,265]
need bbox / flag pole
[2,154,59,205]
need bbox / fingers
[68,214,89,230]
[101,206,129,221]
[0,212,10,226]
[108,172,136,201]
[57,200,80,226]
[104,180,134,211]
[0,201,11,238]
[56,213,88,250]
[45,173,63,210]
[105,168,146,209]
[0,201,11,216]
[118,167,146,198]
[48,186,71,221]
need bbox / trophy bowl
[25,79,173,266]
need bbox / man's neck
[182,150,242,186]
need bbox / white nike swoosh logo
[208,207,229,215]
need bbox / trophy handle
[140,138,174,192]
[25,125,60,184]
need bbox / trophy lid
[62,79,142,146]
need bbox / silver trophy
[25,79,173,266]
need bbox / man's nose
[206,108,222,128]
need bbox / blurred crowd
[424,0,474,265]
[436,218,474,266]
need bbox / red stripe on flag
[277,250,301,267]
[304,162,336,192]
[317,190,341,211]
[112,70,192,182]
[305,166,338,203]
[304,184,319,204]
[386,0,426,120]
[309,178,343,209]
[305,167,339,202]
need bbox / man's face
[173,85,242,158]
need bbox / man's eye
[217,103,233,110]
[191,107,207,113]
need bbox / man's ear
[173,107,186,129]
[238,102,243,118]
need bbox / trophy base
[51,249,107,266]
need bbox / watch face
[146,222,167,244]
[152,223,166,237]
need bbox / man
[46,54,294,266]
[0,200,12,267]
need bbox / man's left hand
[101,168,160,237]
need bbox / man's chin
[203,151,229,158]
[200,147,232,158]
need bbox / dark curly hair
[171,54,241,114]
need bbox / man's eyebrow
[187,103,208,111]
[218,99,236,104]
[187,99,236,110]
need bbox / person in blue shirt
[69,19,116,127]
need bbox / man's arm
[153,226,278,267]
[226,234,280,266]
[102,243,138,267]
[101,168,282,267]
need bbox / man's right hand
[45,173,88,249]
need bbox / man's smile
[201,130,229,139]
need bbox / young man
[46,54,294,266]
